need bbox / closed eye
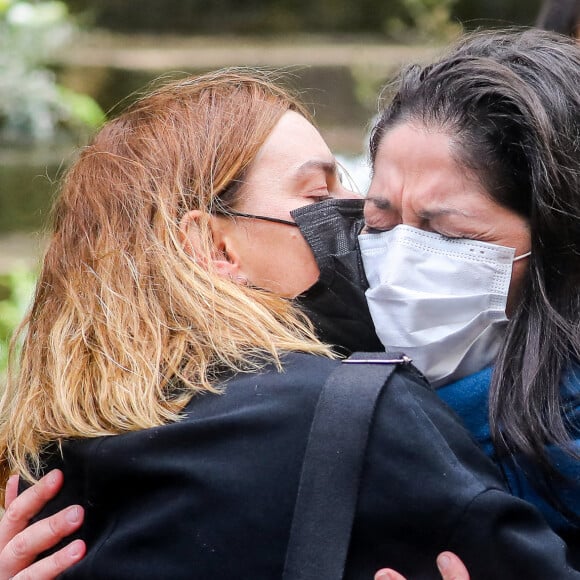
[363,225,391,234]
[308,193,332,202]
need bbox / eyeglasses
[212,206,298,227]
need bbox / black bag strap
[282,352,411,580]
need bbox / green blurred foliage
[0,0,105,144]
[0,268,35,384]
[64,0,462,40]
[63,0,541,37]
[0,157,61,232]
[385,0,462,41]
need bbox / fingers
[10,539,86,580]
[0,504,84,579]
[4,475,19,511]
[0,470,64,551]
[436,552,470,580]
[375,551,470,580]
[0,469,84,579]
[375,569,406,580]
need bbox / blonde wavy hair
[0,69,331,488]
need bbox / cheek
[241,228,319,298]
[275,231,319,298]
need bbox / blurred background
[0,0,556,378]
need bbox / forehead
[249,110,334,179]
[371,123,487,211]
[233,110,342,217]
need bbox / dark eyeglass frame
[211,207,298,227]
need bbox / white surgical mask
[359,225,530,387]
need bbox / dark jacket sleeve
[346,366,580,580]
[449,488,577,579]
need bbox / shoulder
[274,352,433,397]
[179,353,341,419]
[180,353,430,416]
[361,360,508,510]
[350,362,580,577]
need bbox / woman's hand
[375,552,470,580]
[0,469,85,579]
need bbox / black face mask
[290,198,383,355]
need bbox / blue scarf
[438,366,580,533]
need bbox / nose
[362,196,403,233]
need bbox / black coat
[28,353,579,579]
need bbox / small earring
[235,275,249,286]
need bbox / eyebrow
[364,197,475,224]
[364,196,392,211]
[293,159,338,179]
[416,207,474,220]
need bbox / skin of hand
[0,469,86,580]
[375,552,470,580]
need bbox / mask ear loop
[211,179,298,227]
[217,209,298,227]
[513,251,531,262]
[211,205,298,227]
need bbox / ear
[179,210,243,281]
[179,210,206,261]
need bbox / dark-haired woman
[362,28,580,547]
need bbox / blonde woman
[0,70,577,579]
